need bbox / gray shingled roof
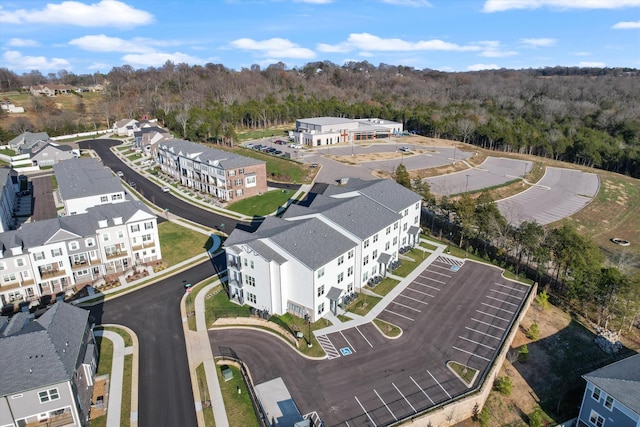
[0,303,89,397]
[583,354,640,414]
[8,132,50,147]
[0,200,153,251]
[226,216,357,270]
[159,139,264,169]
[324,178,422,213]
[54,158,124,200]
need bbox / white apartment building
[0,200,161,306]
[54,158,127,215]
[224,179,422,322]
[293,117,403,147]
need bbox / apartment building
[0,168,17,233]
[153,138,267,202]
[54,158,127,215]
[0,200,161,306]
[0,303,96,427]
[224,179,422,322]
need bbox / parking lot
[210,256,532,426]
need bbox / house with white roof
[224,178,422,321]
[112,119,139,137]
[0,302,96,427]
[293,117,403,147]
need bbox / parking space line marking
[374,389,397,421]
[427,370,451,399]
[405,287,436,298]
[340,331,356,353]
[417,276,446,285]
[393,383,416,413]
[356,326,373,348]
[431,264,453,271]
[459,336,496,350]
[489,288,523,299]
[471,318,506,331]
[494,282,526,293]
[398,294,430,306]
[452,346,491,361]
[354,396,377,427]
[316,335,341,359]
[413,281,441,291]
[481,302,515,314]
[410,376,434,405]
[476,310,510,322]
[421,270,451,278]
[383,309,414,321]
[390,301,422,312]
[465,326,501,340]
[486,295,520,307]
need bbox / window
[337,272,344,284]
[385,242,390,251]
[317,267,324,278]
[404,209,408,216]
[373,234,378,243]
[338,255,344,266]
[589,411,604,427]
[317,302,324,315]
[38,388,60,403]
[250,260,254,269]
[347,266,353,277]
[394,223,398,230]
[0,262,5,270]
[33,252,45,261]
[363,272,368,282]
[604,395,613,410]
[416,202,420,210]
[144,221,154,230]
[3,273,16,283]
[142,234,152,242]
[102,233,110,242]
[386,227,391,235]
[403,223,408,231]
[243,258,248,267]
[348,250,354,259]
[235,189,243,196]
[247,292,256,304]
[51,248,62,257]
[15,258,25,267]
[69,241,79,251]
[592,387,601,401]
[246,276,255,287]
[318,285,325,297]
[100,196,108,202]
[112,193,123,201]
[363,255,369,266]
[414,216,419,224]
[245,175,256,188]
[371,266,377,275]
[118,230,124,239]
[228,170,236,176]
[235,178,242,186]
[402,237,407,245]
[238,168,244,174]
[393,237,398,245]
[131,224,140,232]
[373,250,378,260]
[86,238,95,247]
[364,239,369,248]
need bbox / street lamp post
[465,174,470,193]
[305,313,312,347]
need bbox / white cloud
[2,50,71,71]
[7,38,40,47]
[68,35,169,53]
[379,0,432,7]
[483,0,640,12]
[613,20,640,29]
[570,51,591,56]
[121,52,204,68]
[578,61,606,67]
[229,38,316,59]
[0,0,153,28]
[476,40,518,57]
[467,63,500,71]
[520,38,557,47]
[318,33,482,53]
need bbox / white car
[399,146,411,152]
[162,186,170,193]
[116,171,124,177]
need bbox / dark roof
[54,158,124,200]
[0,303,89,397]
[159,139,264,169]
[583,354,640,414]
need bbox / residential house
[0,200,161,306]
[0,302,96,427]
[29,84,73,97]
[224,178,422,321]
[7,132,50,155]
[53,158,127,215]
[153,139,267,202]
[0,99,25,113]
[112,119,139,137]
[577,353,640,427]
[293,117,403,147]
[133,125,170,155]
[30,143,77,167]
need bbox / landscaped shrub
[518,344,529,362]
[527,322,540,340]
[494,376,513,396]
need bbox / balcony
[25,411,74,427]
[132,242,155,251]
[106,250,128,260]
[39,268,66,279]
[227,260,240,270]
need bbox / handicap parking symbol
[450,265,460,272]
[340,347,352,356]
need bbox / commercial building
[292,117,403,147]
[224,178,422,321]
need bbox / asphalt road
[89,254,225,427]
[209,259,531,426]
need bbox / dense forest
[1,62,639,177]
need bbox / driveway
[209,258,531,426]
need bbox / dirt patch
[326,149,429,164]
[89,376,108,420]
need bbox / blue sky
[1,0,639,75]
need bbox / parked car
[274,139,285,145]
[399,146,410,152]
[117,171,124,177]
[265,147,277,153]
[273,150,283,155]
[162,186,170,193]
[246,143,256,149]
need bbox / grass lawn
[158,221,210,266]
[447,361,477,385]
[217,364,259,427]
[103,326,133,347]
[196,363,215,426]
[269,313,330,357]
[205,286,252,326]
[95,335,113,376]
[126,153,142,161]
[236,126,293,141]
[120,355,133,427]
[373,318,401,337]
[391,254,421,277]
[367,277,400,296]
[0,148,16,156]
[348,294,382,316]
[226,189,293,216]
